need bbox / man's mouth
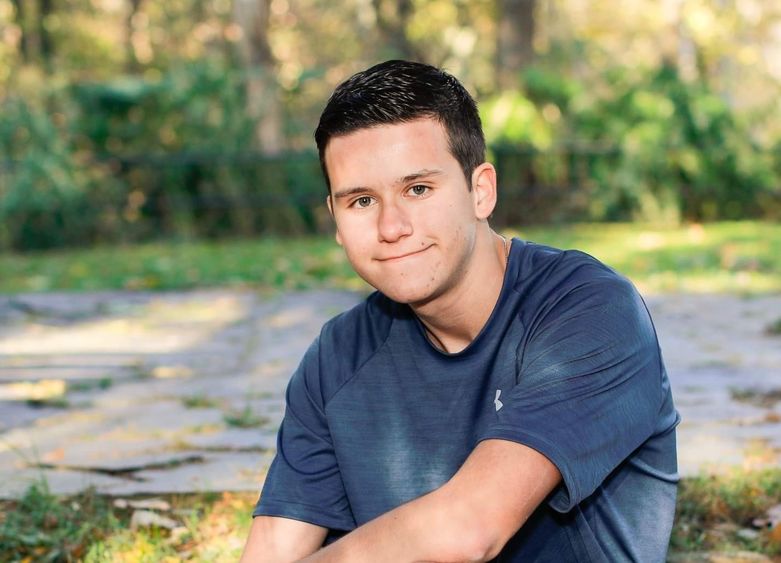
[377,246,432,262]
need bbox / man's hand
[301,439,561,562]
[240,515,327,563]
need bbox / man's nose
[377,201,413,242]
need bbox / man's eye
[409,185,428,196]
[354,196,373,208]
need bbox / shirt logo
[494,389,504,412]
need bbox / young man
[241,60,679,562]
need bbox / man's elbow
[427,492,511,562]
[437,523,505,562]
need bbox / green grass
[222,405,269,429]
[1,221,779,295]
[509,221,781,294]
[4,468,781,560]
[0,482,252,562]
[181,394,221,409]
[766,318,781,336]
[0,236,361,293]
[672,468,781,555]
[0,481,120,561]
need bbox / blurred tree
[233,0,283,155]
[124,0,145,72]
[496,0,536,89]
[10,0,36,65]
[372,0,422,60]
[1,0,780,251]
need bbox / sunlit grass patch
[509,221,781,294]
[0,481,119,561]
[0,236,364,294]
[671,467,781,556]
[5,468,781,560]
[0,222,779,295]
[0,482,255,562]
[83,491,254,562]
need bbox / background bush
[2,0,780,251]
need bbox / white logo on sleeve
[494,389,504,412]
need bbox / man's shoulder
[308,291,399,383]
[513,239,634,300]
[292,292,400,409]
[320,290,398,347]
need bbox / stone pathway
[0,289,779,498]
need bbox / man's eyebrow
[332,169,444,199]
[332,186,376,199]
[397,169,444,184]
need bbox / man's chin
[375,285,440,308]
[357,272,442,307]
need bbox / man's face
[325,118,489,307]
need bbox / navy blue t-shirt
[254,239,680,562]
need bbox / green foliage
[0,95,123,250]
[521,66,581,111]
[72,59,253,154]
[70,60,273,241]
[0,481,119,561]
[2,61,779,250]
[571,64,778,222]
[0,485,254,562]
[482,65,781,224]
[0,59,331,251]
[482,91,554,148]
[5,469,781,560]
[1,0,781,250]
[671,468,781,555]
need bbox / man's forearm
[298,439,561,563]
[241,516,327,563]
[299,485,490,563]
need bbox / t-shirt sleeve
[253,337,356,531]
[480,274,665,513]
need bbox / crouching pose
[241,60,679,562]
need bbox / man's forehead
[328,117,447,144]
[325,119,457,187]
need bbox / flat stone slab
[0,289,362,497]
[0,289,779,498]
[646,293,781,475]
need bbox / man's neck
[412,229,508,354]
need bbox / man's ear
[471,163,498,220]
[326,195,343,246]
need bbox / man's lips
[376,245,432,262]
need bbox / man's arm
[240,515,328,563]
[301,438,561,563]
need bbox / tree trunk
[372,0,422,61]
[229,0,287,235]
[125,0,144,73]
[232,0,284,155]
[11,0,34,63]
[11,0,30,63]
[39,0,54,68]
[496,0,536,89]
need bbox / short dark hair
[315,60,486,191]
